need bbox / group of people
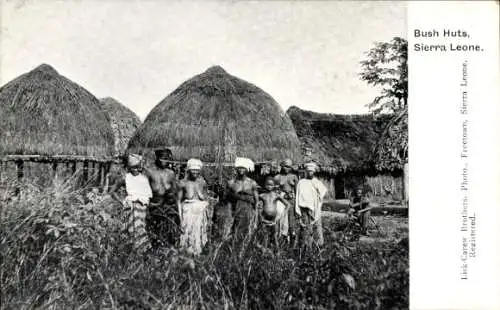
[110,149,209,255]
[223,158,328,252]
[111,148,371,257]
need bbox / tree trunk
[16,160,24,183]
[99,163,105,189]
[52,162,58,179]
[83,160,89,183]
[103,162,111,193]
[71,161,77,175]
[90,161,96,185]
[15,160,24,196]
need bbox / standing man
[274,159,298,244]
[143,148,179,249]
[178,158,209,256]
[295,162,327,251]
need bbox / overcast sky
[0,0,406,119]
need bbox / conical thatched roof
[100,97,141,158]
[0,64,114,161]
[287,106,395,173]
[128,66,301,163]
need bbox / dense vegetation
[0,183,408,309]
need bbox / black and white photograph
[0,1,410,309]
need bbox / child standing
[116,154,153,254]
[258,177,290,249]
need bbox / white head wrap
[304,162,318,172]
[127,154,143,167]
[234,157,255,172]
[186,158,203,171]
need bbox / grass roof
[128,66,301,163]
[287,106,396,173]
[0,64,114,161]
[372,108,408,171]
[100,97,141,158]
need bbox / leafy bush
[0,183,408,309]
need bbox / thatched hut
[287,106,404,203]
[128,65,301,184]
[100,97,142,158]
[0,64,114,187]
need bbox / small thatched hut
[0,64,114,187]
[287,106,403,202]
[128,65,301,183]
[100,97,142,158]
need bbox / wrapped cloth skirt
[123,198,150,254]
[180,200,209,255]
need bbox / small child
[258,177,290,249]
[112,154,153,254]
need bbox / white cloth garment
[180,199,209,255]
[187,158,203,170]
[234,157,255,172]
[276,199,289,237]
[295,178,327,222]
[281,158,293,167]
[127,154,143,167]
[304,162,318,172]
[125,173,153,204]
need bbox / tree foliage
[360,37,408,115]
[360,37,408,168]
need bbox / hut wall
[0,161,17,185]
[365,174,404,202]
[25,162,52,188]
[317,176,335,201]
[0,159,111,193]
[403,162,409,205]
[334,174,365,199]
[334,173,404,203]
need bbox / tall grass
[0,179,408,310]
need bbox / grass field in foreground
[0,186,408,310]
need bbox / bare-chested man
[178,158,209,255]
[226,157,259,244]
[274,159,298,244]
[143,148,179,249]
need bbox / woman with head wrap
[226,157,259,246]
[178,158,209,255]
[109,154,152,254]
[295,162,327,251]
